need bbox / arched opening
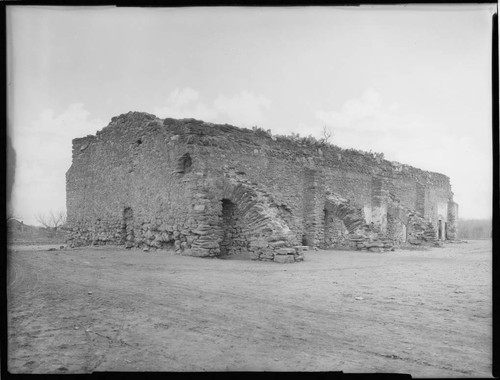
[322,195,363,249]
[123,207,134,247]
[175,153,192,174]
[219,197,254,260]
[220,199,236,256]
[212,180,296,261]
[323,207,349,248]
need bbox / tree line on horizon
[457,218,491,240]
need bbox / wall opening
[387,212,407,244]
[438,219,443,240]
[323,209,330,246]
[220,199,236,256]
[323,198,358,249]
[445,222,448,240]
[323,212,349,248]
[123,207,134,246]
[175,153,192,174]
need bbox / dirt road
[7,240,492,376]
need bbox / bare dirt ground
[7,240,492,376]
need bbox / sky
[7,5,495,225]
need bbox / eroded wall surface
[66,112,458,261]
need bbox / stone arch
[324,199,365,234]
[322,192,366,249]
[323,207,347,248]
[187,176,297,260]
[218,179,297,260]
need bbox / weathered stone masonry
[66,112,458,262]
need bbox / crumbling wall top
[72,111,452,188]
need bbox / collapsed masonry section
[186,173,301,262]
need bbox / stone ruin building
[66,112,459,263]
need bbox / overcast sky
[7,5,494,225]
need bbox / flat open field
[7,240,492,376]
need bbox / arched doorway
[322,194,364,249]
[323,208,349,248]
[221,199,237,256]
[219,198,254,259]
[217,177,299,260]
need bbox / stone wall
[66,112,458,261]
[66,113,198,251]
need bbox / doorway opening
[221,199,236,256]
[219,198,252,260]
[438,219,443,240]
[123,207,134,246]
[322,207,350,249]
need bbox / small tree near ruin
[35,210,66,237]
[320,125,333,145]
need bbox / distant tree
[457,219,491,240]
[35,210,66,236]
[320,125,332,145]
